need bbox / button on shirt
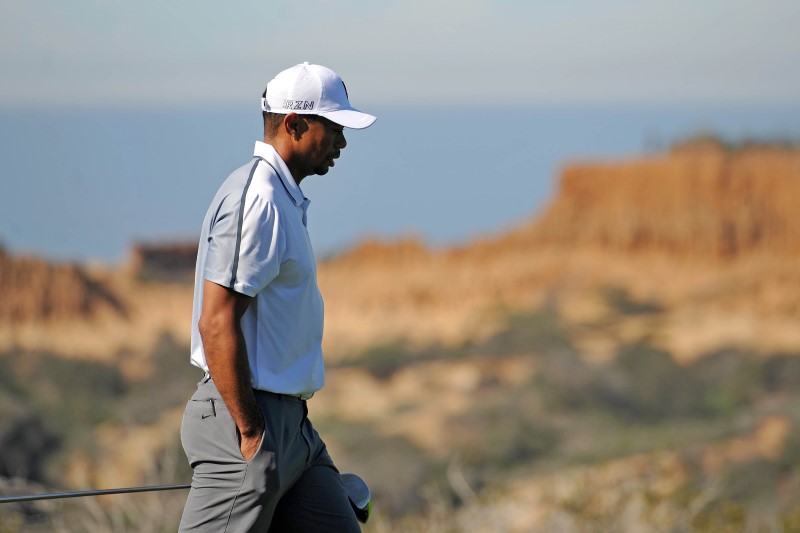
[190,142,324,397]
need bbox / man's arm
[198,279,265,461]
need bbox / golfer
[179,62,375,532]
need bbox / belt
[254,388,314,402]
[202,373,314,401]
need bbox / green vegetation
[537,345,765,422]
[685,421,800,532]
[0,333,196,508]
[329,303,800,529]
[315,418,436,517]
[454,402,559,471]
[603,287,664,316]
[0,335,196,532]
[344,307,574,381]
[5,300,800,530]
[117,333,203,425]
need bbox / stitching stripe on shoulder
[229,158,261,287]
[254,157,295,204]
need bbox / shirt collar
[253,141,306,207]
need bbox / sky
[1,1,799,263]
[2,0,799,108]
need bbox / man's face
[297,115,347,177]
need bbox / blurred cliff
[535,136,800,256]
[2,136,800,532]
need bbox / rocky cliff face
[0,248,124,323]
[531,142,800,257]
[318,140,800,363]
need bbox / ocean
[1,105,798,264]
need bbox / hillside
[0,247,126,323]
[320,141,800,363]
[532,139,800,256]
[3,139,799,363]
[2,138,800,531]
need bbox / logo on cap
[283,99,316,111]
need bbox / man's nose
[337,132,347,149]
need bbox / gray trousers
[179,376,360,533]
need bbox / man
[179,62,375,532]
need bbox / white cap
[261,62,376,129]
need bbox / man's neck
[265,137,306,184]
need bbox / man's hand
[239,423,265,461]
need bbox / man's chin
[314,166,331,176]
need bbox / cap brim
[319,108,376,129]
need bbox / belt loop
[201,372,212,384]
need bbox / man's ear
[283,113,306,140]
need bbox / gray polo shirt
[190,142,324,397]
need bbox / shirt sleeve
[203,191,285,297]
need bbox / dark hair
[263,111,286,138]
